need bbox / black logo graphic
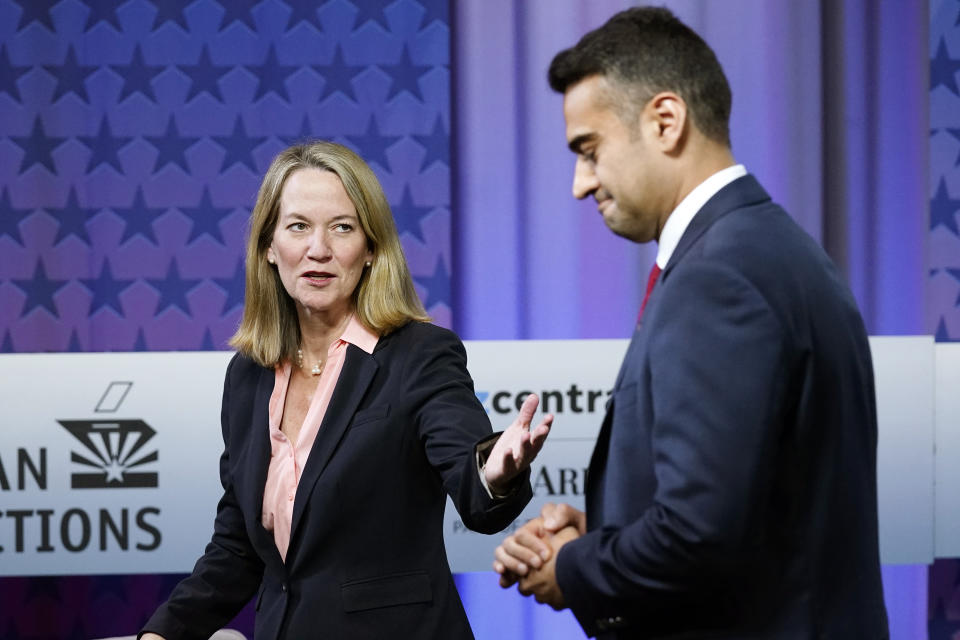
[58,381,159,488]
[59,419,159,488]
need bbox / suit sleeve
[556,261,789,632]
[407,325,532,534]
[140,355,265,640]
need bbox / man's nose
[572,157,599,200]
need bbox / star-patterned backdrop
[929,0,960,637]
[0,0,452,357]
[0,0,450,636]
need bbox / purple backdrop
[0,0,451,637]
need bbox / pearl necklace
[296,349,325,376]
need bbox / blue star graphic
[932,38,960,97]
[147,260,201,315]
[247,45,297,103]
[150,0,190,30]
[112,44,164,103]
[928,601,960,637]
[77,116,133,173]
[947,128,960,166]
[145,115,200,172]
[67,329,82,352]
[25,574,63,600]
[948,268,960,307]
[390,186,432,243]
[413,115,448,170]
[931,178,960,236]
[214,258,246,314]
[90,574,132,611]
[133,328,147,350]
[314,45,362,102]
[200,328,215,349]
[286,115,314,145]
[217,0,260,33]
[280,0,319,30]
[178,187,232,245]
[215,0,260,31]
[47,187,98,246]
[936,317,955,342]
[12,260,69,318]
[44,45,98,103]
[1,331,12,353]
[113,187,164,245]
[181,45,231,103]
[81,0,124,32]
[414,256,450,309]
[0,45,31,103]
[80,260,134,316]
[382,45,431,102]
[0,187,34,247]
[351,0,391,30]
[11,0,56,31]
[417,0,448,29]
[10,116,66,174]
[346,116,401,169]
[213,116,268,172]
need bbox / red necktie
[638,263,662,323]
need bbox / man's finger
[496,533,545,570]
[498,567,520,588]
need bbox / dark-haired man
[493,7,888,638]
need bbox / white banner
[0,338,952,576]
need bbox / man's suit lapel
[663,174,771,277]
[586,176,771,528]
[287,344,379,552]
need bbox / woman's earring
[365,261,372,267]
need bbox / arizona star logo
[57,381,159,489]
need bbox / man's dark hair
[548,6,732,146]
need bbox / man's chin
[604,218,651,244]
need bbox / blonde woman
[140,142,551,640]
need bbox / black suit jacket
[556,176,889,639]
[143,321,531,640]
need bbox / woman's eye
[289,222,307,231]
[334,223,353,232]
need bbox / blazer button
[281,584,288,592]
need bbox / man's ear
[644,91,687,152]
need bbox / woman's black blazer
[142,321,531,639]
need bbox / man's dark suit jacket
[556,175,889,639]
[142,321,530,640]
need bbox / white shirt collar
[655,164,747,268]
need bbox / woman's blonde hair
[230,141,429,367]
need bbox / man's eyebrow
[568,133,594,154]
